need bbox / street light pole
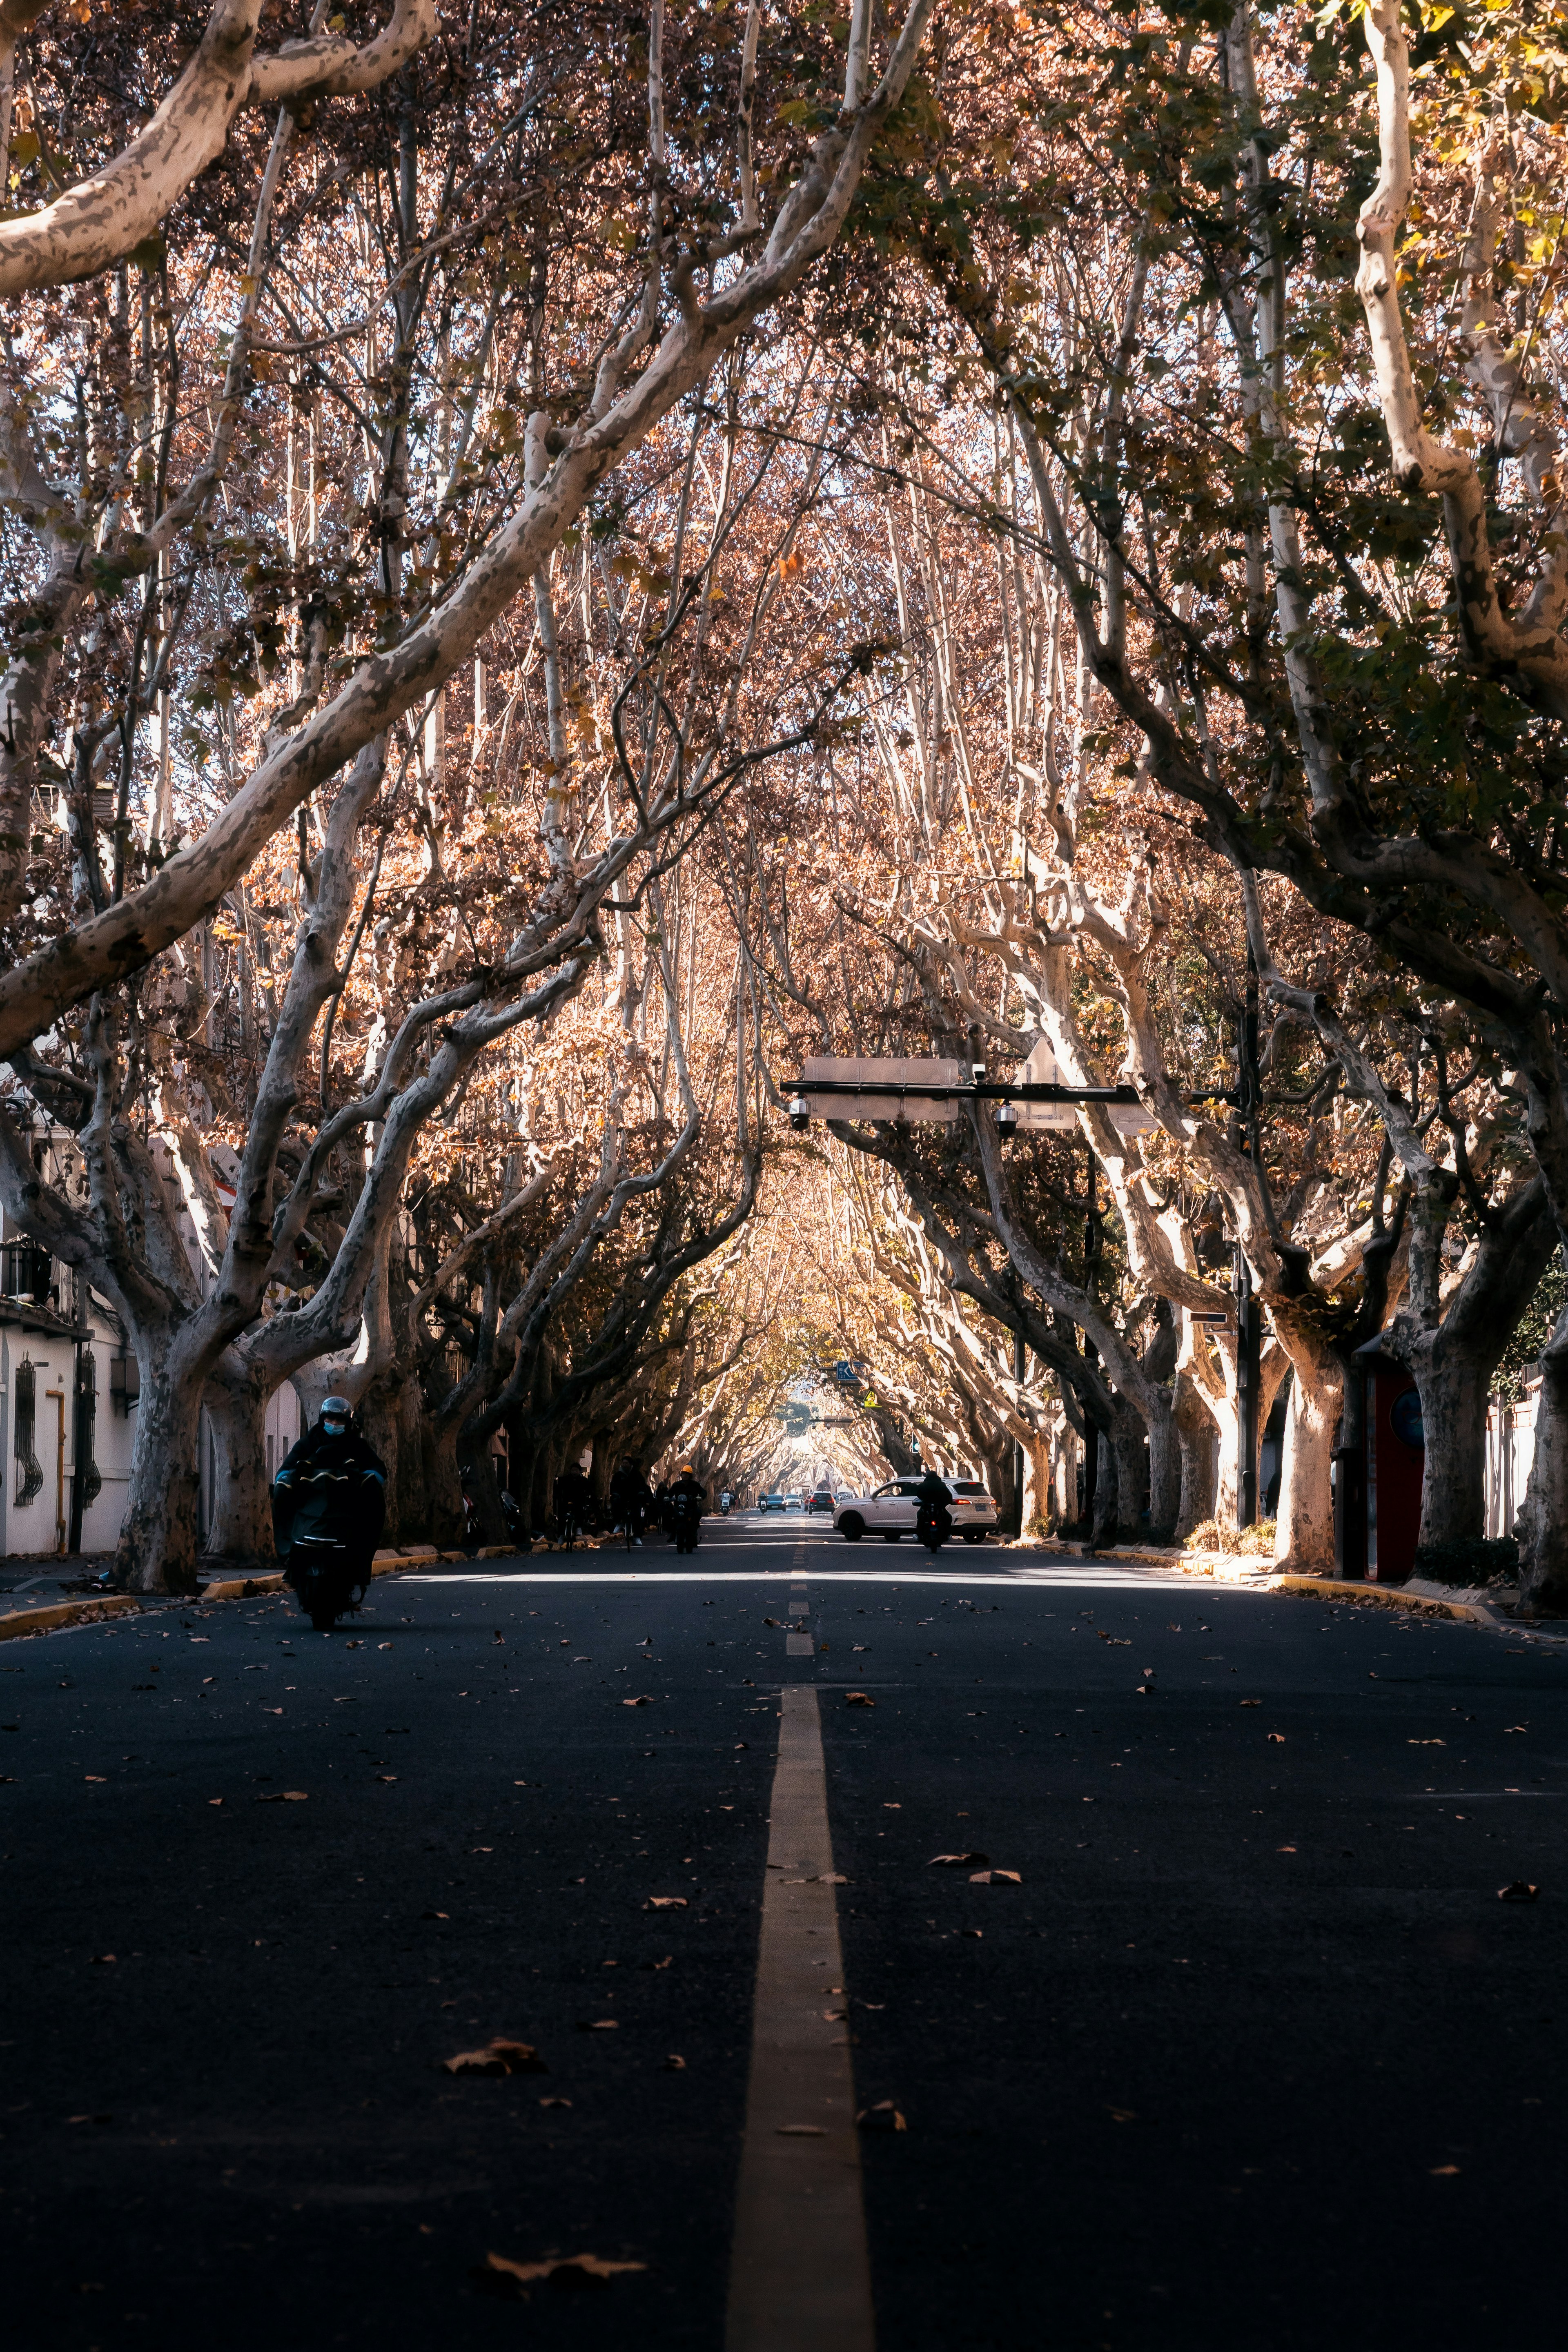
[1013,1319,1026,1538]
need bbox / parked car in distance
[808,1488,834,1514]
[833,1477,998,1544]
[759,1491,785,1512]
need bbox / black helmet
[320,1395,351,1430]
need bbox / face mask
[322,1418,347,1436]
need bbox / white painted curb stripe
[726,1685,874,2352]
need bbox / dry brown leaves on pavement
[443,2038,548,2077]
[471,2251,646,2299]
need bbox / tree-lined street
[6,1524,1564,2348]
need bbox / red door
[1367,1368,1424,1584]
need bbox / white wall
[1485,1377,1539,1543]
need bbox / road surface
[4,1514,1564,2348]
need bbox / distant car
[833,1477,998,1544]
[784,1491,804,1511]
[807,1488,834,1514]
[759,1492,785,1512]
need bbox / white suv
[833,1477,998,1545]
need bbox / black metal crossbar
[786,1077,1242,1107]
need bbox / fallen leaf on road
[443,2039,548,2077]
[1106,2107,1137,2123]
[207,1798,224,1807]
[857,2101,907,2133]
[852,1644,868,1652]
[67,2114,113,2126]
[1276,1845,1297,1853]
[84,1775,105,1784]
[969,1869,1021,1885]
[1239,1699,1261,1708]
[846,1693,875,1708]
[1428,2165,1461,2176]
[640,1956,673,1970]
[1505,1725,1528,1734]
[762,1617,782,1628]
[576,2019,619,2031]
[1409,1738,1446,1746]
[421,1909,450,1920]
[644,1896,687,1911]
[375,1774,398,1784]
[734,1742,749,1751]
[1498,1882,1540,1902]
[1267,1733,1286,1744]
[539,2096,572,2108]
[89,1953,116,1965]
[472,2251,646,2299]
[815,1872,848,1884]
[823,2009,847,2021]
[623,1696,653,1708]
[664,2054,686,2071]
[776,2124,826,2136]
[929,1852,989,1867]
[1096,1632,1130,1647]
[282,1790,307,1800]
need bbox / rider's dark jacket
[668,1473,707,1518]
[914,1470,954,1535]
[272,1423,387,1565]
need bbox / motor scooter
[668,1489,704,1555]
[286,1536,368,1631]
[916,1500,951,1554]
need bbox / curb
[1267,1573,1490,1628]
[200,1551,421,1603]
[0,1595,143,1643]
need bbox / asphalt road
[4,1515,1565,2350]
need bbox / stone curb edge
[0,1545,444,1640]
[1266,1574,1568,1648]
[0,1594,143,1643]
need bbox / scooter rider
[914,1465,954,1552]
[272,1396,387,1629]
[666,1461,708,1555]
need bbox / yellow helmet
[679,1462,694,1474]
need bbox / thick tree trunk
[359,1361,427,1544]
[1145,1390,1178,1543]
[1173,1374,1217,1541]
[1271,1320,1340,1576]
[1406,1338,1493,1548]
[203,1367,276,1568]
[1088,1419,1118,1549]
[1021,1427,1054,1535]
[1516,1312,1568,1613]
[423,1412,466,1546]
[114,1356,203,1595]
[1107,1399,1148,1542]
[460,1422,507,1544]
[1051,1421,1077,1526]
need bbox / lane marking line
[726,1686,873,2352]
